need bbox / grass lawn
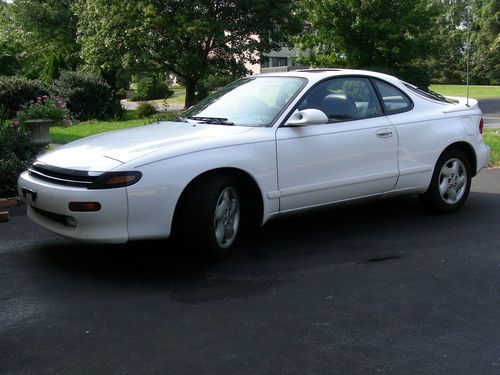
[484,129,500,167]
[150,87,186,106]
[429,85,500,99]
[49,111,147,144]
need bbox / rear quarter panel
[389,96,482,191]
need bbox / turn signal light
[87,171,142,189]
[479,117,484,134]
[69,202,101,212]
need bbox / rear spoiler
[443,96,480,113]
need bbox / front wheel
[420,149,472,213]
[180,175,242,259]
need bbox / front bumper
[18,171,128,243]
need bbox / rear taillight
[479,118,484,134]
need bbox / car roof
[257,68,402,86]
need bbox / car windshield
[183,76,307,126]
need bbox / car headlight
[87,171,142,189]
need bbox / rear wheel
[420,149,471,213]
[180,175,242,259]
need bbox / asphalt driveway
[1,169,499,374]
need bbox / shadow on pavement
[33,190,498,295]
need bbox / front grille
[31,206,72,226]
[29,163,101,188]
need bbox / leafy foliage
[43,54,66,82]
[0,0,79,77]
[135,102,158,118]
[130,76,173,101]
[470,0,499,84]
[293,0,438,87]
[51,71,121,121]
[0,121,38,197]
[0,41,18,76]
[74,0,302,107]
[0,76,49,119]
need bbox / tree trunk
[184,79,197,109]
[102,69,117,90]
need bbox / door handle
[376,128,393,138]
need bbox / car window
[297,77,383,122]
[372,79,413,114]
[185,77,306,127]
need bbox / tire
[180,174,243,259]
[420,149,472,213]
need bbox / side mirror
[285,109,328,127]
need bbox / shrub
[0,76,49,119]
[130,76,173,101]
[43,54,66,82]
[116,88,127,100]
[201,74,233,92]
[135,102,158,118]
[51,70,122,121]
[0,121,38,197]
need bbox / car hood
[38,121,254,171]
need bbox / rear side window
[372,79,413,115]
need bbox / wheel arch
[442,141,477,176]
[171,167,264,234]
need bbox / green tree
[73,1,149,89]
[74,0,302,107]
[0,42,18,76]
[470,0,499,84]
[0,0,79,77]
[294,0,439,85]
[430,0,469,84]
[430,0,499,85]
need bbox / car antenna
[465,4,471,107]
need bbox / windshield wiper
[187,116,234,125]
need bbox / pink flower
[60,104,66,108]
[10,120,20,128]
[63,118,72,126]
[36,96,42,101]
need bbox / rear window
[372,79,413,114]
[403,83,458,104]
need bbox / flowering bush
[16,95,72,126]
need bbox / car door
[275,76,399,212]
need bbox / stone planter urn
[24,119,54,147]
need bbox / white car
[18,69,490,257]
